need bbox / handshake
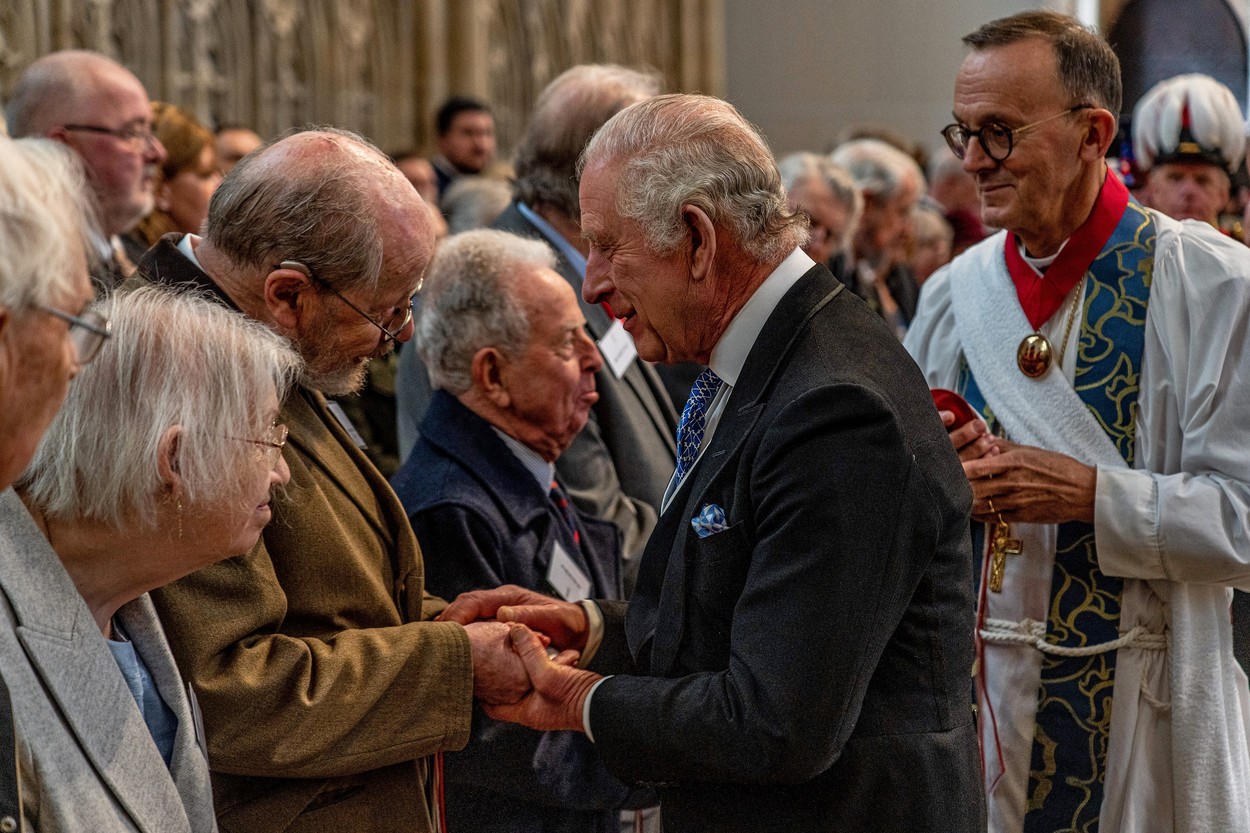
[438,585,604,734]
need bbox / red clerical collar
[1004,171,1129,330]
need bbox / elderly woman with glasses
[0,136,300,833]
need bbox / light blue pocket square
[691,503,729,538]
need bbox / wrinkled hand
[941,412,999,463]
[440,585,556,624]
[964,438,1096,525]
[483,624,601,733]
[464,620,532,705]
[440,585,589,652]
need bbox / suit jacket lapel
[628,266,845,677]
[0,494,190,832]
[118,597,214,831]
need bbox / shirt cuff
[582,675,611,742]
[1094,465,1165,579]
[577,599,604,669]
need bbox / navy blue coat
[391,391,639,833]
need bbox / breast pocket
[685,522,752,653]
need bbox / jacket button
[1,815,18,832]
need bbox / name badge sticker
[546,541,592,601]
[597,318,638,379]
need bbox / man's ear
[263,263,315,332]
[682,204,717,282]
[1082,108,1119,162]
[470,346,510,408]
[156,425,184,495]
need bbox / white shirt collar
[492,426,556,490]
[707,247,815,387]
[176,233,206,270]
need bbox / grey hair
[0,136,100,310]
[513,64,663,221]
[443,176,513,234]
[21,285,302,530]
[205,127,394,293]
[415,229,556,394]
[830,139,924,200]
[579,94,807,264]
[963,11,1121,115]
[778,152,864,251]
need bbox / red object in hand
[931,388,979,430]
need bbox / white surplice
[904,212,1250,833]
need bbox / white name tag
[326,400,368,449]
[547,541,592,602]
[597,318,637,379]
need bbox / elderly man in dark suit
[442,94,984,832]
[396,65,677,594]
[393,228,647,832]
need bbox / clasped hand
[440,586,603,732]
[940,411,1096,525]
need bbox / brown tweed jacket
[142,236,473,833]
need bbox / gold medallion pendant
[1016,333,1052,378]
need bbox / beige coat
[0,489,218,833]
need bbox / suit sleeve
[150,481,473,780]
[589,384,946,785]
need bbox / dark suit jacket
[137,235,473,833]
[393,391,638,832]
[587,265,984,832]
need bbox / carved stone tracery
[0,0,722,155]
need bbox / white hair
[415,229,557,394]
[1132,73,1247,173]
[21,285,302,530]
[0,136,99,310]
[579,94,807,264]
[778,152,864,252]
[830,138,924,199]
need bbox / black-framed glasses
[941,105,1094,163]
[36,305,112,365]
[61,123,159,153]
[279,260,413,343]
[231,422,289,467]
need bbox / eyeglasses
[61,123,160,153]
[279,260,413,343]
[231,422,289,467]
[941,105,1094,163]
[36,305,112,365]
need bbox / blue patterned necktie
[674,368,724,483]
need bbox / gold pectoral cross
[987,522,1022,593]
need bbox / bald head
[6,51,164,236]
[206,129,433,293]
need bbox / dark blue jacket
[391,391,640,833]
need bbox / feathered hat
[1132,73,1247,173]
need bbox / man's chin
[301,362,368,396]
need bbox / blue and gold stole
[959,198,1154,833]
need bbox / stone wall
[0,0,725,156]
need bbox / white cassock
[905,212,1250,833]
